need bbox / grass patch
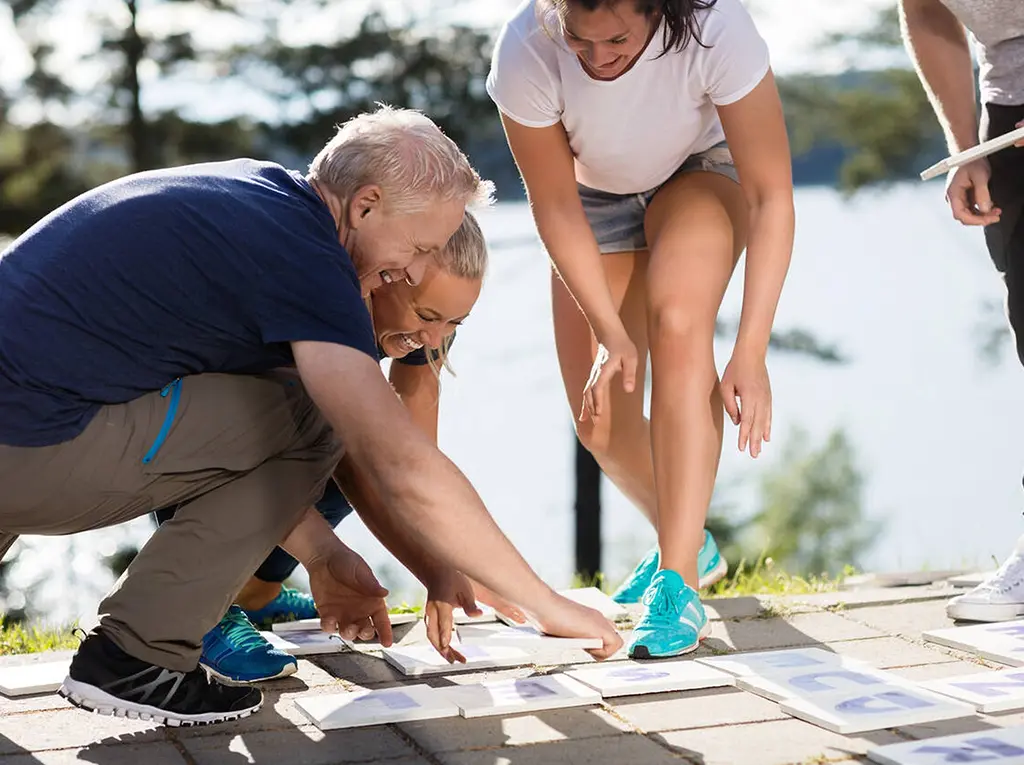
[570,571,607,591]
[709,557,855,598]
[0,619,79,655]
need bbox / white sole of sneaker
[629,620,713,660]
[946,599,1024,623]
[699,558,729,590]
[200,660,298,687]
[57,677,262,726]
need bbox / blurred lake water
[9,182,1024,623]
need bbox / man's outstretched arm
[292,340,622,659]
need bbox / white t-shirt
[486,0,771,195]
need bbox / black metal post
[574,434,602,581]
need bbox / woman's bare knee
[648,303,715,359]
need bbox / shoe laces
[218,608,270,654]
[980,554,1024,594]
[640,579,683,626]
[273,587,314,619]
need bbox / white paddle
[920,125,1024,180]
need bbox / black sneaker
[58,630,263,726]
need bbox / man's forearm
[899,0,979,152]
[293,342,557,621]
[334,456,442,584]
[357,440,554,614]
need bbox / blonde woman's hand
[424,568,482,664]
[307,543,392,646]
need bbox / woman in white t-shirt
[487,0,794,658]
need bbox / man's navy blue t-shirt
[0,159,377,447]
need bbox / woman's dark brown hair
[553,0,718,54]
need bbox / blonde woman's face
[373,267,482,358]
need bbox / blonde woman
[488,0,795,658]
[156,213,495,683]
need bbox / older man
[900,1,1024,622]
[0,105,621,726]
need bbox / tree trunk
[124,0,152,172]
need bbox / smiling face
[559,0,656,80]
[341,185,468,296]
[372,266,483,359]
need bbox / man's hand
[946,159,1001,226]
[424,568,482,663]
[306,542,393,647]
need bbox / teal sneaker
[242,586,318,630]
[697,530,728,590]
[611,548,659,605]
[200,606,298,684]
[627,570,710,659]
[611,530,728,604]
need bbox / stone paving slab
[0,582,1008,765]
[771,584,957,611]
[398,706,631,753]
[836,599,954,640]
[313,651,406,686]
[826,636,974,668]
[0,708,166,753]
[609,686,789,732]
[177,725,419,764]
[0,742,189,765]
[703,596,768,621]
[435,732,683,765]
[889,660,999,681]
[893,714,1004,741]
[654,718,904,765]
[712,611,886,652]
[843,571,967,588]
[174,684,360,741]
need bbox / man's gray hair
[308,104,494,214]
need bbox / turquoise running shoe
[242,586,318,630]
[627,569,710,659]
[697,530,728,590]
[611,548,659,605]
[200,606,298,684]
[611,530,728,604]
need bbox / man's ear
[348,184,384,228]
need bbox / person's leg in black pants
[948,102,1024,624]
[983,103,1024,366]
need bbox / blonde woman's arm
[389,360,439,441]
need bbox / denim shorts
[578,142,739,254]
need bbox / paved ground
[0,578,1009,765]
